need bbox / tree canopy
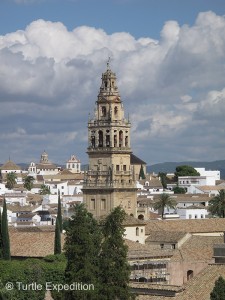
[158,172,167,189]
[153,193,177,219]
[99,206,133,300]
[64,203,102,299]
[174,165,200,180]
[5,172,17,190]
[39,184,50,195]
[210,276,225,300]
[208,190,225,218]
[23,175,35,191]
[1,199,10,260]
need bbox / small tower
[40,151,49,163]
[66,155,81,173]
[83,61,137,217]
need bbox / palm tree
[23,176,35,191]
[5,172,17,190]
[153,193,177,219]
[208,190,225,218]
[39,184,50,195]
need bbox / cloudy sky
[0,0,225,166]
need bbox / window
[116,165,120,171]
[189,215,192,219]
[101,199,106,210]
[123,165,126,171]
[187,270,194,280]
[136,227,139,236]
[160,244,164,249]
[171,244,176,249]
[102,106,106,117]
[90,199,95,210]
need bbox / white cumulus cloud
[0,11,225,164]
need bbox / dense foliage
[0,256,66,300]
[5,172,17,190]
[1,200,10,260]
[174,165,200,180]
[172,186,186,194]
[99,206,133,300]
[54,217,61,255]
[0,205,134,299]
[210,276,225,300]
[64,203,102,299]
[139,165,146,180]
[208,190,225,218]
[23,176,35,191]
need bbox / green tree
[172,186,186,194]
[57,192,63,232]
[39,184,50,195]
[210,276,225,300]
[158,172,167,189]
[208,190,225,218]
[99,207,133,300]
[23,175,35,191]
[1,200,10,260]
[174,165,200,180]
[54,217,61,255]
[139,165,146,180]
[0,210,2,259]
[153,193,177,219]
[64,203,101,300]
[5,172,17,190]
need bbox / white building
[0,159,27,184]
[66,155,81,173]
[178,176,216,193]
[28,151,59,177]
[195,168,220,180]
[177,205,208,219]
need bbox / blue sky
[1,0,224,38]
[0,0,225,166]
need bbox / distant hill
[147,160,225,179]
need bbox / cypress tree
[139,164,146,180]
[57,191,63,232]
[0,210,2,259]
[54,217,61,255]
[64,203,101,300]
[210,276,225,300]
[2,199,10,260]
[99,206,133,300]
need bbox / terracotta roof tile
[145,219,225,235]
[175,264,225,300]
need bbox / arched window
[187,270,194,281]
[114,106,118,115]
[119,130,123,147]
[136,227,139,236]
[102,106,106,117]
[98,131,103,147]
[106,134,110,147]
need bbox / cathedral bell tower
[83,61,137,218]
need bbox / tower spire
[107,57,111,70]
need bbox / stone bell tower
[83,60,137,218]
